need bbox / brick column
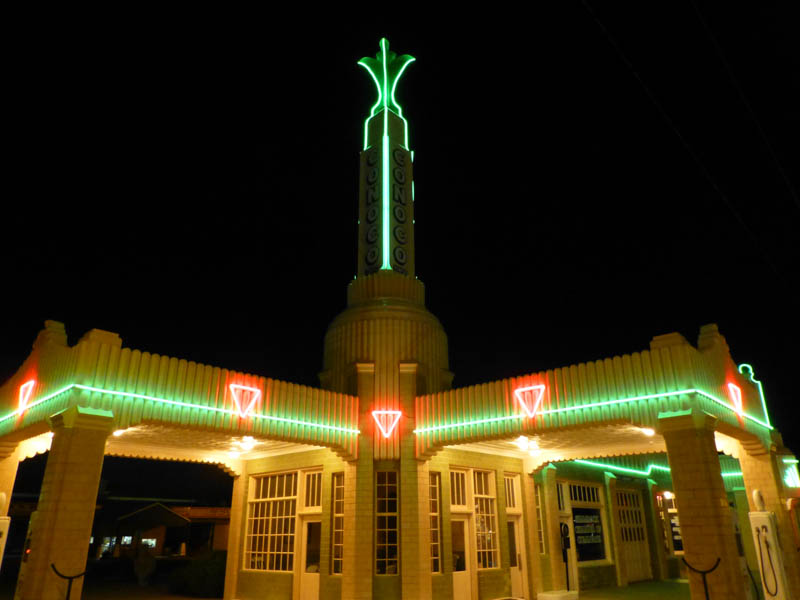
[398,362,432,600]
[520,471,543,597]
[341,363,375,600]
[737,439,800,597]
[542,464,566,590]
[0,442,21,572]
[0,442,21,516]
[604,472,626,587]
[659,409,746,600]
[15,405,113,600]
[223,473,245,600]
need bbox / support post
[223,474,245,600]
[659,409,747,600]
[738,438,800,597]
[341,363,375,600]
[541,464,566,590]
[398,362,432,600]
[14,405,113,600]
[604,471,626,587]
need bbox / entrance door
[452,517,472,600]
[616,490,652,582]
[507,516,528,599]
[299,519,321,600]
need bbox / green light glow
[412,388,773,435]
[1,384,360,435]
[738,363,772,428]
[358,39,416,271]
[783,458,799,464]
[784,464,800,488]
[573,459,742,480]
[573,459,671,478]
[383,133,390,268]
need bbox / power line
[691,0,800,213]
[579,0,780,277]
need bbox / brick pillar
[0,442,21,572]
[341,363,375,600]
[737,439,800,597]
[0,442,21,515]
[659,409,746,600]
[542,464,566,590]
[398,362,432,600]
[604,472,626,586]
[223,473,245,600]
[520,471,543,597]
[15,406,113,600]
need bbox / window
[567,482,606,562]
[429,472,441,572]
[245,471,298,571]
[376,471,398,574]
[504,474,518,511]
[473,470,499,569]
[331,472,345,573]
[450,470,467,507]
[535,484,546,554]
[305,471,322,509]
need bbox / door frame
[507,514,530,599]
[451,514,477,600]
[293,515,321,600]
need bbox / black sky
[3,1,799,471]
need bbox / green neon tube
[358,39,416,270]
[1,383,360,435]
[738,363,771,428]
[573,459,742,479]
[412,388,773,435]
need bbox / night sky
[3,2,798,498]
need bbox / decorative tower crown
[356,39,416,277]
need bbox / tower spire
[356,39,416,277]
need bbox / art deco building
[1,39,798,600]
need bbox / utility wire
[691,0,800,213]
[579,0,780,277]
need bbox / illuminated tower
[321,39,451,398]
[321,39,450,600]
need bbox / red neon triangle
[514,384,545,418]
[372,410,402,438]
[727,383,743,418]
[229,384,261,419]
[18,380,35,413]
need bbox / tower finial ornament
[358,38,416,131]
[356,39,417,276]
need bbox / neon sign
[0,383,360,435]
[574,459,742,479]
[18,380,35,414]
[413,387,773,435]
[372,410,402,438]
[358,39,415,270]
[514,384,545,418]
[228,384,261,419]
[727,383,743,421]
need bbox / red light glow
[228,384,262,419]
[727,383,743,420]
[372,410,402,438]
[18,380,35,414]
[514,384,546,418]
